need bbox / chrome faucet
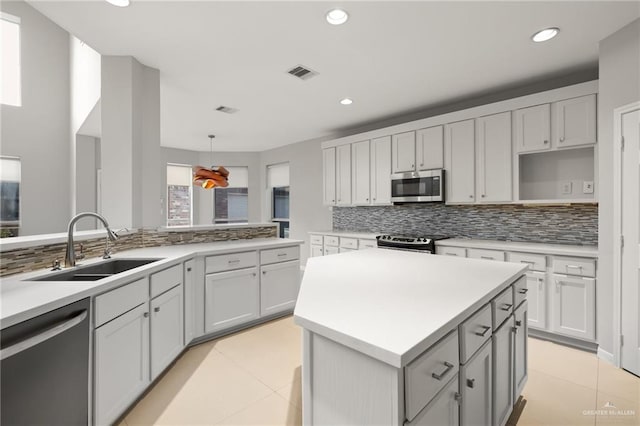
[65,212,119,267]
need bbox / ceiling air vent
[287,65,318,80]
[215,105,238,114]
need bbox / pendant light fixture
[193,135,230,189]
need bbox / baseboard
[597,347,616,365]
[528,328,598,353]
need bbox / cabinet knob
[469,195,473,199]
[454,392,462,403]
[515,320,522,327]
[481,194,486,198]
[252,272,256,277]
[262,270,267,275]
[420,163,424,167]
[154,307,160,313]
[411,164,414,168]
[187,267,192,272]
[365,198,369,201]
[560,136,565,142]
[466,378,475,389]
[373,198,376,201]
[143,312,149,318]
[543,140,549,144]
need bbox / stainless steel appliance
[376,235,449,253]
[391,169,444,203]
[1,298,90,425]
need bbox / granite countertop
[1,238,303,329]
[294,248,526,367]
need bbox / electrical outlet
[583,181,594,194]
[561,181,572,195]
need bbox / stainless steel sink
[31,258,163,282]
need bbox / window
[214,166,249,224]
[267,163,290,238]
[167,164,192,227]
[1,156,21,237]
[1,13,21,107]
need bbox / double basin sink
[32,258,163,282]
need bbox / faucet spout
[65,212,119,268]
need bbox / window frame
[212,166,250,224]
[1,12,22,107]
[271,186,290,238]
[166,163,193,227]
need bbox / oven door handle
[0,310,88,360]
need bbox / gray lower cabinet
[94,303,150,426]
[408,375,460,426]
[551,274,595,341]
[460,340,493,426]
[514,301,528,401]
[205,268,260,333]
[492,316,514,426]
[525,271,546,330]
[150,285,184,380]
[183,259,197,345]
[260,260,301,317]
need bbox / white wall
[597,18,640,355]
[0,0,70,235]
[75,135,98,230]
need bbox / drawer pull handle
[228,259,240,264]
[566,265,583,270]
[431,361,454,381]
[518,288,529,294]
[143,312,149,318]
[500,303,513,312]
[445,253,458,256]
[474,325,491,337]
[154,307,160,313]
[520,260,534,264]
[277,253,287,257]
[480,256,494,260]
[466,378,475,389]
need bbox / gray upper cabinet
[336,144,352,206]
[416,126,444,171]
[322,147,336,206]
[392,131,416,173]
[476,112,512,203]
[554,94,597,148]
[445,119,476,203]
[351,140,371,205]
[515,104,551,153]
[370,136,392,205]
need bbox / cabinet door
[513,301,528,402]
[336,144,352,205]
[323,148,336,206]
[324,246,339,256]
[370,136,392,205]
[409,375,460,426]
[260,260,301,316]
[310,245,324,257]
[150,285,184,379]
[476,112,512,202]
[351,140,371,205]
[205,268,259,333]
[445,119,476,203]
[460,340,492,426]
[184,259,196,345]
[417,126,444,170]
[392,131,416,173]
[492,317,514,426]
[526,271,546,330]
[555,94,597,148]
[551,275,595,340]
[515,104,551,153]
[94,303,149,426]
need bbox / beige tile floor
[121,316,639,426]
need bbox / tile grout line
[211,346,288,393]
[213,391,277,425]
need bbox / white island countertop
[1,238,302,329]
[294,248,527,368]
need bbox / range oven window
[391,176,441,198]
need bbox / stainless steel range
[376,235,449,254]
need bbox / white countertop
[294,248,526,368]
[309,230,380,240]
[0,238,302,329]
[436,238,598,258]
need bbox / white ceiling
[27,0,640,152]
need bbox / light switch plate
[583,181,594,194]
[561,181,573,195]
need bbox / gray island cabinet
[294,248,528,426]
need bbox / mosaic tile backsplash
[0,225,277,277]
[333,204,598,246]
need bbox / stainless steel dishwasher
[1,298,90,425]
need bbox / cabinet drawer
[509,252,546,272]
[339,237,358,249]
[436,246,466,257]
[358,239,377,250]
[513,275,528,308]
[459,304,492,364]
[467,248,505,262]
[310,234,324,245]
[324,236,339,247]
[492,287,514,330]
[206,251,257,273]
[260,246,300,265]
[150,264,182,298]
[552,256,595,277]
[95,277,148,327]
[405,330,459,422]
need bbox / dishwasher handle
[0,310,88,361]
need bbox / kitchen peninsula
[294,248,529,426]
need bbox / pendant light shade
[193,135,230,189]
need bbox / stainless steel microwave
[391,169,445,203]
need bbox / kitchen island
[294,248,529,426]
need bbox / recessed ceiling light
[105,0,130,7]
[340,98,353,105]
[531,27,559,43]
[326,9,349,25]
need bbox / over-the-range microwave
[390,169,445,203]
